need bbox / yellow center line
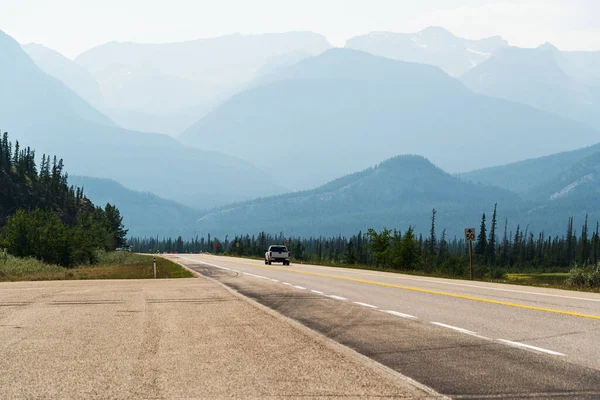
[200,256,600,321]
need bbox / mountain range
[71,32,332,135]
[181,48,599,190]
[461,45,600,131]
[4,26,600,240]
[195,155,526,237]
[1,29,284,210]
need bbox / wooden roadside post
[464,228,476,280]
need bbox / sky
[1,0,599,59]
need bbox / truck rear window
[270,246,288,252]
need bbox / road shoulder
[0,266,439,399]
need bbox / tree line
[131,205,600,279]
[0,132,128,266]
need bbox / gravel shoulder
[0,275,436,399]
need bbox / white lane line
[311,290,324,295]
[382,310,418,319]
[497,339,566,356]
[283,282,293,286]
[430,322,490,340]
[354,301,378,309]
[293,286,307,290]
[431,322,477,335]
[271,279,280,283]
[326,295,347,301]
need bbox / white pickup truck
[265,245,291,265]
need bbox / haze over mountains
[462,45,600,131]
[72,32,332,135]
[23,43,104,110]
[2,29,284,211]
[182,48,598,189]
[69,176,199,238]
[4,25,600,239]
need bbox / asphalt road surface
[173,254,600,399]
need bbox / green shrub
[567,263,600,288]
[0,249,63,276]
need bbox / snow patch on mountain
[410,37,427,49]
[550,174,595,200]
[467,48,490,56]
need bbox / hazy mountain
[529,151,600,203]
[519,151,600,234]
[75,32,332,135]
[194,155,525,237]
[345,27,508,76]
[69,176,200,238]
[181,48,599,190]
[552,46,600,87]
[0,30,114,129]
[460,142,600,194]
[461,46,600,130]
[254,50,313,78]
[22,43,104,109]
[1,29,284,209]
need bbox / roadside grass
[501,273,569,288]
[0,251,193,282]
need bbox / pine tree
[566,217,575,266]
[487,204,498,264]
[475,213,487,257]
[399,226,421,270]
[429,208,437,257]
[578,215,589,265]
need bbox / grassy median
[0,251,193,282]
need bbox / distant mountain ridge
[181,48,600,190]
[461,45,600,131]
[0,30,114,130]
[22,43,104,110]
[73,32,332,135]
[345,27,509,76]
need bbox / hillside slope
[195,155,526,237]
[461,142,600,194]
[69,176,200,238]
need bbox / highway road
[173,253,600,399]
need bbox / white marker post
[153,257,157,279]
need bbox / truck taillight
[288,252,291,257]
[269,252,273,256]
